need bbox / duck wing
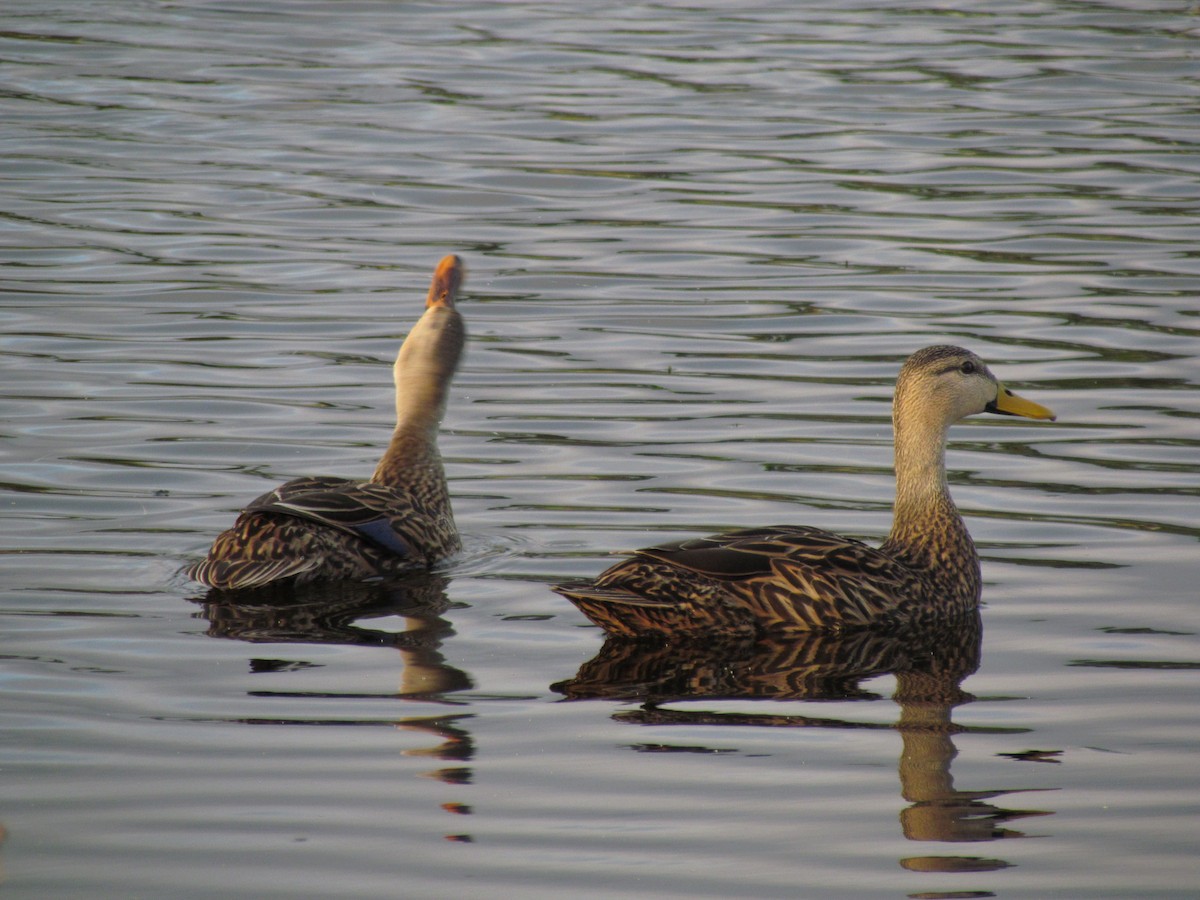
[557,526,921,636]
[187,476,435,590]
[244,476,421,559]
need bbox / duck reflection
[192,574,476,841]
[554,612,1053,873]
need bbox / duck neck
[370,308,461,487]
[882,411,977,585]
[371,395,446,486]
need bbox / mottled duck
[554,345,1055,636]
[187,254,466,590]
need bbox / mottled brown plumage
[555,346,1055,637]
[187,254,466,591]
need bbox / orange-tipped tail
[426,254,464,309]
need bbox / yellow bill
[987,384,1056,421]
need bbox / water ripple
[2,1,1198,897]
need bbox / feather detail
[556,526,923,637]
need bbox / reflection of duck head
[556,613,1053,869]
[892,621,1054,871]
[192,571,476,843]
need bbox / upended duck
[555,345,1055,637]
[187,254,466,591]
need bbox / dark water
[2,1,1198,897]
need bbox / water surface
[2,2,1199,897]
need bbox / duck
[187,254,467,591]
[554,345,1055,637]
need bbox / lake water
[2,1,1198,897]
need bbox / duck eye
[959,360,976,375]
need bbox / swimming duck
[555,345,1055,637]
[187,254,466,591]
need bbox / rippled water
[3,1,1199,897]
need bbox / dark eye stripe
[931,360,980,377]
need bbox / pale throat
[372,360,453,486]
[392,372,447,438]
[886,412,964,548]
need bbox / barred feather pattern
[555,524,967,638]
[186,472,460,591]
